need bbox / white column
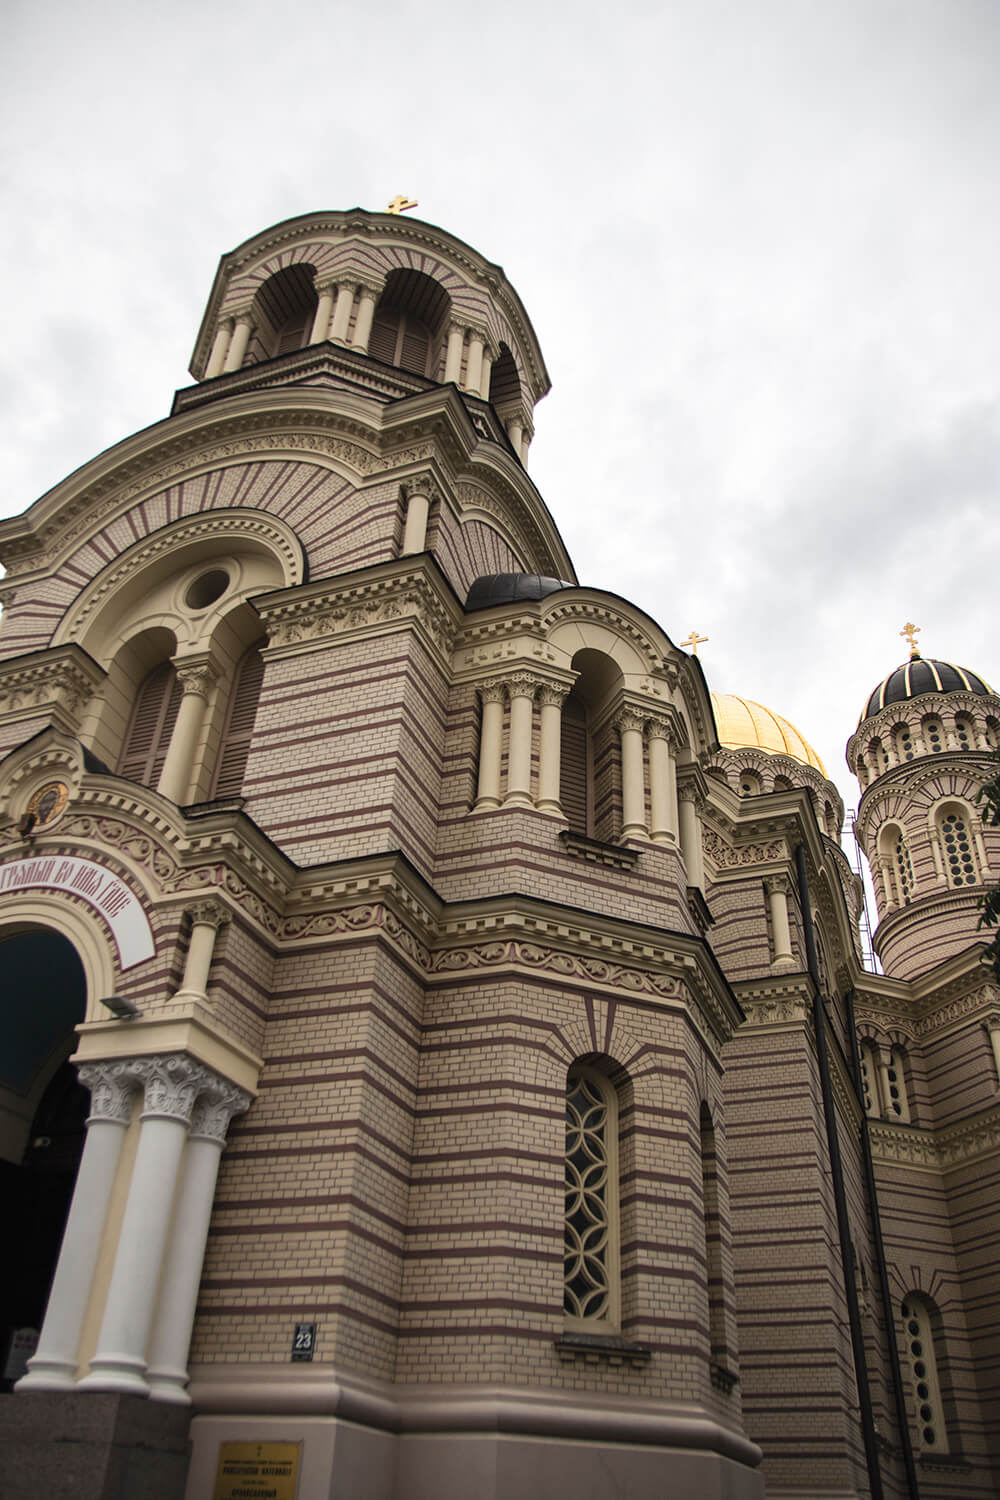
[172,899,230,1008]
[520,430,532,466]
[330,282,355,343]
[222,312,253,372]
[309,282,336,344]
[352,285,378,351]
[504,675,536,807]
[205,320,233,379]
[616,710,647,840]
[876,1051,893,1120]
[145,1084,251,1403]
[537,685,567,815]
[479,346,494,400]
[647,719,678,844]
[401,482,431,555]
[444,324,465,383]
[464,331,485,394]
[79,1056,210,1394]
[679,784,705,889]
[157,659,217,805]
[475,682,506,810]
[765,875,796,969]
[17,1063,135,1391]
[506,415,524,454]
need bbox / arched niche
[248,263,319,362]
[369,267,451,378]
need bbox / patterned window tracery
[858,1040,880,1117]
[924,717,944,753]
[939,808,978,887]
[564,1067,618,1326]
[895,724,915,762]
[886,1045,911,1122]
[895,831,915,905]
[953,714,974,750]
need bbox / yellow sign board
[213,1442,301,1500]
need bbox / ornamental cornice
[855,759,992,838]
[910,982,1000,1039]
[0,405,441,572]
[256,564,460,666]
[869,1104,1000,1170]
[738,992,811,1028]
[702,825,785,870]
[0,646,106,724]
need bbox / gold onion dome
[710,693,826,776]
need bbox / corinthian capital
[613,708,647,736]
[78,1060,137,1125]
[175,659,220,700]
[134,1053,217,1124]
[187,896,231,931]
[189,1081,253,1145]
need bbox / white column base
[78,1355,151,1396]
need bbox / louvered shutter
[212,645,265,798]
[560,698,591,836]
[118,662,182,788]
[369,309,399,364]
[400,320,429,375]
[276,312,309,355]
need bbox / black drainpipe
[844,986,921,1500]
[794,844,884,1500]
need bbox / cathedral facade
[0,207,997,1500]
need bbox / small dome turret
[859,654,992,726]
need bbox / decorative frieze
[0,647,105,727]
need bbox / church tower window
[252,264,319,362]
[885,1046,911,1122]
[117,660,183,788]
[368,268,449,379]
[953,714,974,750]
[900,1294,949,1454]
[895,724,915,762]
[859,1040,881,1116]
[939,807,978,887]
[212,641,265,798]
[923,716,944,752]
[564,1066,619,1328]
[894,830,916,905]
[560,695,593,836]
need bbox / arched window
[953,714,974,751]
[700,1103,727,1364]
[885,1045,911,1122]
[368,268,449,378]
[251,264,319,362]
[986,717,1000,750]
[773,774,792,792]
[211,641,265,798]
[900,1294,949,1454]
[938,804,979,887]
[488,343,521,411]
[895,723,916,762]
[858,1039,881,1117]
[564,1066,619,1329]
[738,770,761,795]
[923,716,944,753]
[868,738,889,775]
[890,828,916,905]
[560,694,592,836]
[117,660,182,788]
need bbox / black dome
[465,573,571,611]
[860,656,993,724]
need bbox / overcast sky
[2,0,998,826]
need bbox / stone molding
[135,1054,218,1123]
[257,563,460,667]
[186,897,231,931]
[702,826,785,869]
[175,658,220,699]
[870,1104,1000,1170]
[0,646,105,727]
[51,511,304,647]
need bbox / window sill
[554,1332,651,1368]
[558,830,640,870]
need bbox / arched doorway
[0,929,87,1389]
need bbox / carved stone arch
[0,893,120,1023]
[543,606,664,682]
[221,239,345,315]
[52,509,304,655]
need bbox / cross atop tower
[681,629,708,657]
[900,621,921,659]
[387,194,418,215]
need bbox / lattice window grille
[895,834,915,904]
[564,1072,612,1321]
[901,1296,948,1453]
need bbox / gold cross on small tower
[681,629,709,657]
[387,194,418,215]
[900,621,921,659]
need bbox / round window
[185,568,230,611]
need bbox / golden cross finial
[900,621,921,658]
[387,194,418,215]
[681,629,709,657]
